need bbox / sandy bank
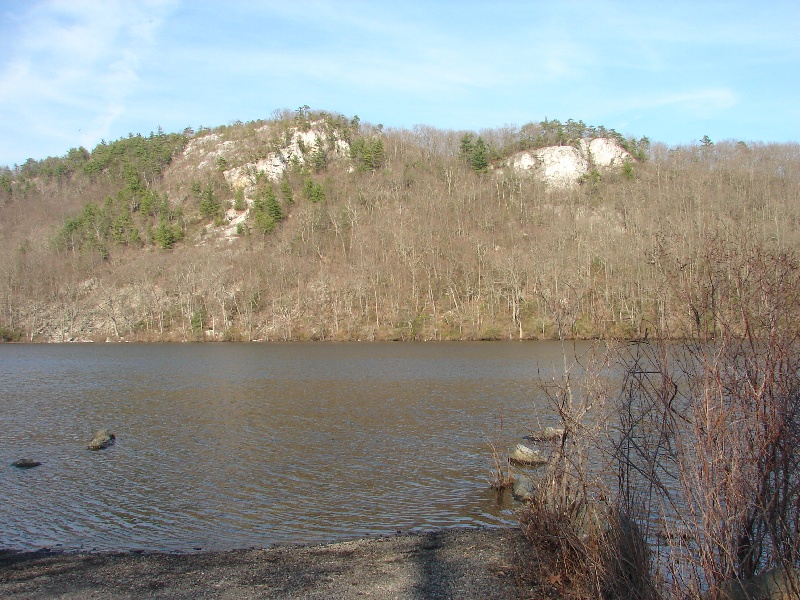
[0,528,526,599]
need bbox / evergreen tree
[249,185,285,235]
[199,185,220,219]
[264,187,283,221]
[153,219,176,249]
[310,136,328,172]
[470,137,489,173]
[350,137,385,172]
[369,138,385,170]
[303,178,325,203]
[280,178,293,204]
[233,188,246,211]
[459,133,475,164]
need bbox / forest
[3,109,800,598]
[0,108,797,343]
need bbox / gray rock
[512,473,535,502]
[12,458,41,469]
[508,444,547,466]
[525,426,565,442]
[88,430,115,451]
[717,567,800,600]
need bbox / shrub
[614,233,800,597]
[0,326,23,342]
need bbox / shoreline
[1,336,603,343]
[0,527,525,599]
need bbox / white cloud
[635,89,738,113]
[0,0,175,162]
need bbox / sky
[0,0,798,167]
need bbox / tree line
[0,111,797,342]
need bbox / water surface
[0,341,577,552]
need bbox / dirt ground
[0,528,530,599]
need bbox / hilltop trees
[349,137,385,172]
[55,189,185,255]
[8,129,191,259]
[82,130,187,186]
[459,133,489,173]
[1,110,798,342]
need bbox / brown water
[0,341,576,552]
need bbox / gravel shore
[0,528,525,599]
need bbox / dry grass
[486,413,515,491]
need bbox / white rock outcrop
[223,123,349,193]
[580,138,631,168]
[508,138,632,188]
[223,157,285,191]
[188,122,351,241]
[510,146,589,189]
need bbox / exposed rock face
[223,156,286,191]
[223,123,350,192]
[510,146,588,189]
[205,122,351,241]
[88,430,115,451]
[580,137,631,168]
[508,138,632,188]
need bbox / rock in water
[512,473,536,502]
[715,568,800,600]
[88,430,115,450]
[525,426,565,442]
[12,458,41,469]
[508,444,547,466]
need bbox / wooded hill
[0,109,797,342]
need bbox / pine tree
[459,133,474,164]
[370,138,385,170]
[310,136,328,172]
[303,178,325,203]
[153,219,176,249]
[199,185,220,219]
[470,137,488,173]
[233,188,246,211]
[280,178,294,204]
[265,187,283,221]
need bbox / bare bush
[486,413,515,491]
[516,338,656,598]
[615,233,800,598]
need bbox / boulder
[11,458,41,469]
[525,426,565,442]
[512,473,536,502]
[508,444,547,466]
[88,430,115,451]
[716,568,800,600]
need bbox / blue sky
[1,0,798,167]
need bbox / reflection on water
[0,341,577,552]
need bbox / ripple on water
[0,342,572,551]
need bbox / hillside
[0,109,798,342]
